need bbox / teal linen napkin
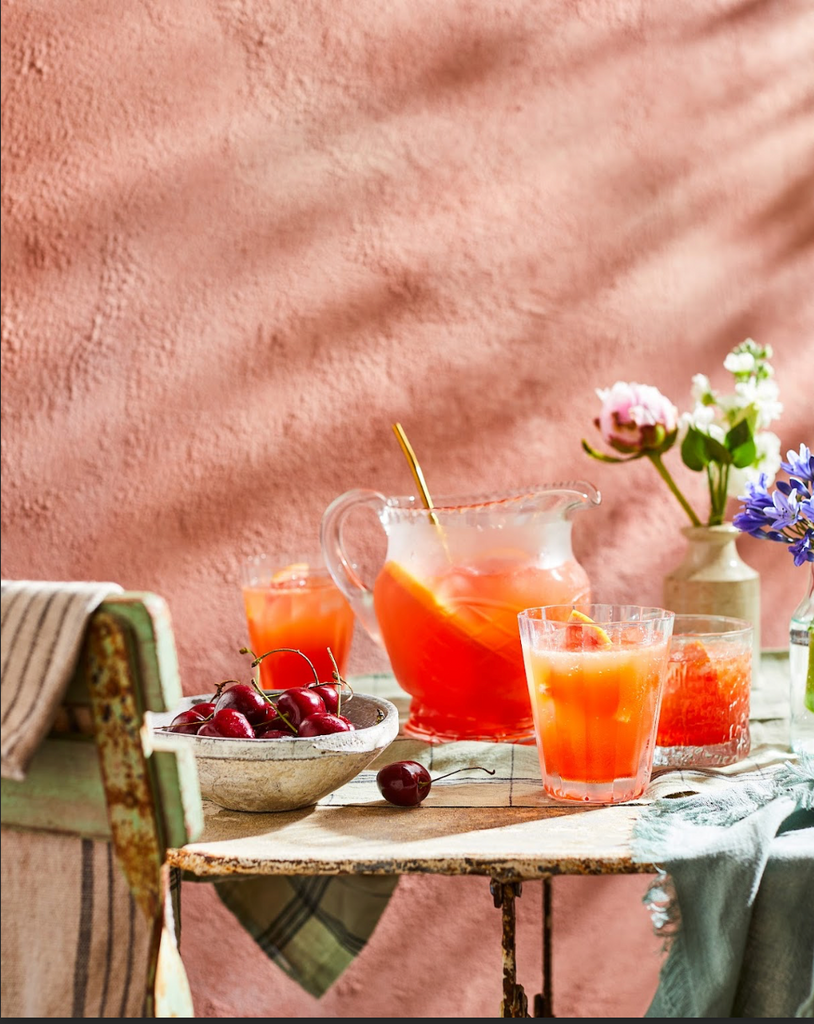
[632,755,814,1018]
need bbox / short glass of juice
[654,614,752,768]
[242,554,355,690]
[518,605,674,804]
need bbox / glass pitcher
[320,482,600,743]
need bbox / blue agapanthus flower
[789,532,813,566]
[781,442,814,483]
[734,444,814,565]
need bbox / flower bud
[595,382,678,454]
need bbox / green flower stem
[647,452,703,527]
[806,625,814,714]
[706,465,719,525]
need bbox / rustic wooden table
[168,652,791,1017]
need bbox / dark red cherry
[255,728,296,740]
[255,702,283,727]
[214,683,269,725]
[276,687,325,728]
[199,708,255,739]
[192,701,216,718]
[376,760,431,806]
[168,708,206,735]
[376,762,496,807]
[254,710,295,737]
[309,683,340,715]
[297,712,355,737]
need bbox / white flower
[732,377,783,428]
[682,402,717,431]
[690,374,715,405]
[724,351,757,374]
[727,431,782,497]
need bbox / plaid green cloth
[213,874,398,997]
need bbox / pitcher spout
[536,480,601,517]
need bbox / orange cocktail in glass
[519,605,674,803]
[242,556,355,690]
[655,615,752,767]
[374,556,590,743]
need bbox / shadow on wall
[1,0,813,581]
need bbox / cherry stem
[240,645,320,687]
[421,766,497,788]
[246,676,296,732]
[249,647,319,688]
[325,647,349,716]
[239,647,271,693]
[237,648,298,731]
[327,647,340,716]
[210,678,243,702]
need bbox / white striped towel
[1,579,123,780]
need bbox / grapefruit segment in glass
[565,608,612,649]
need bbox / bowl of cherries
[153,648,399,812]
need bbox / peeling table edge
[167,848,659,882]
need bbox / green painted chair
[1,592,203,1017]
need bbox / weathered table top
[169,798,652,880]
[168,652,791,882]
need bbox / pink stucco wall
[2,0,813,1017]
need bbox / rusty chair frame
[1,592,203,1016]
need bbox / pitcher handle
[320,488,387,646]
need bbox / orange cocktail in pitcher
[321,484,599,742]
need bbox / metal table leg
[533,876,555,1017]
[491,879,529,1017]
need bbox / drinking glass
[654,614,752,767]
[518,605,674,804]
[242,554,355,691]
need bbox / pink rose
[595,382,678,454]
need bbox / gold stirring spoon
[391,422,451,560]
[391,422,440,527]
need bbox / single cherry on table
[376,761,495,807]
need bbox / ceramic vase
[663,523,761,667]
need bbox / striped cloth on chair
[1,829,155,1017]
[1,579,122,780]
[1,579,193,1018]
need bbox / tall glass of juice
[242,554,355,690]
[518,605,674,804]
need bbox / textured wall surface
[2,0,813,1017]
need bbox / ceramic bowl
[151,691,399,812]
